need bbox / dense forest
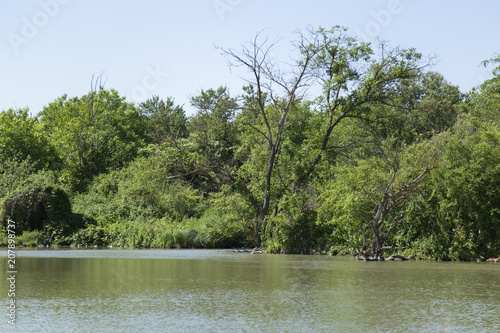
[1,27,499,260]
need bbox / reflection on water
[1,249,499,332]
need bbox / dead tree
[360,167,430,260]
[219,30,319,246]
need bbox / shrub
[1,185,84,244]
[16,230,45,246]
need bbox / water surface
[1,249,499,332]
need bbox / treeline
[1,26,499,260]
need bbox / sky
[1,0,499,116]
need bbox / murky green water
[1,249,499,332]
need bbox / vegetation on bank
[1,26,499,260]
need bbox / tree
[317,137,439,259]
[357,140,437,260]
[467,54,500,120]
[221,26,427,247]
[189,86,239,166]
[370,71,462,144]
[39,82,147,190]
[0,108,59,170]
[138,95,188,144]
[150,87,240,192]
[400,57,500,260]
[404,115,500,260]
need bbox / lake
[1,249,499,332]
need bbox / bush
[263,192,327,254]
[69,224,115,247]
[263,210,324,254]
[1,185,84,244]
[16,230,45,246]
[72,156,206,225]
[401,116,500,260]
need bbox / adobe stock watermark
[213,0,243,21]
[127,65,169,103]
[7,0,71,53]
[355,0,411,42]
[6,219,17,326]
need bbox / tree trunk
[358,166,431,261]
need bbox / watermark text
[127,65,169,103]
[213,0,243,21]
[7,0,71,53]
[355,0,410,42]
[6,219,17,326]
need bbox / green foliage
[467,58,500,121]
[0,158,71,246]
[0,230,45,247]
[263,208,323,254]
[1,184,84,245]
[39,88,147,190]
[405,115,500,260]
[69,215,249,249]
[73,155,204,225]
[195,186,254,247]
[260,182,328,254]
[16,230,45,246]
[69,223,122,247]
[317,136,438,258]
[189,86,239,166]
[317,163,368,253]
[371,71,463,144]
[0,158,36,199]
[480,53,500,77]
[71,167,252,248]
[0,108,60,170]
[139,95,188,144]
[1,29,499,260]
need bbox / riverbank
[2,237,499,263]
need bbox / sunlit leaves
[139,95,188,144]
[39,89,147,190]
[0,108,59,170]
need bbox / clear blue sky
[1,0,499,116]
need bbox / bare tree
[220,29,319,246]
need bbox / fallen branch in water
[386,254,409,260]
